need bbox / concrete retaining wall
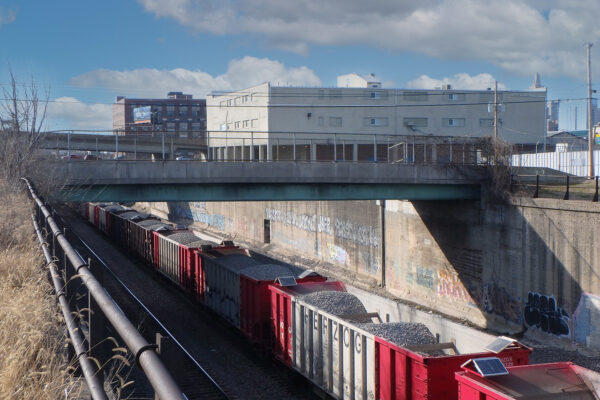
[139,196,600,350]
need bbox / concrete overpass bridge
[48,160,487,202]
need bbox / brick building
[112,92,206,138]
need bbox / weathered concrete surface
[140,195,600,350]
[53,160,487,185]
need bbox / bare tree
[480,136,514,200]
[0,68,49,186]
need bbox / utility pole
[588,42,594,178]
[494,80,499,140]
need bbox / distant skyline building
[547,100,560,132]
[558,99,598,132]
[112,92,206,138]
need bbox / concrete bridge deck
[51,160,487,202]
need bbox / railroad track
[53,205,316,400]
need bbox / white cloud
[406,73,507,91]
[69,56,321,98]
[0,8,16,25]
[47,97,112,131]
[136,0,600,79]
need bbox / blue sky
[1,0,599,131]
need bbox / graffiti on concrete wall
[524,292,570,336]
[437,269,475,305]
[360,251,380,276]
[482,284,522,324]
[172,202,232,231]
[327,243,348,265]
[416,266,435,289]
[264,207,379,248]
[573,292,600,348]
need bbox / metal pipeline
[23,179,185,400]
[31,214,109,400]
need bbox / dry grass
[0,181,85,399]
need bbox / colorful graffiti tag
[437,269,474,304]
[523,292,570,336]
[482,284,522,324]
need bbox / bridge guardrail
[43,130,493,165]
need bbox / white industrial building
[206,74,546,161]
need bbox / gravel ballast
[240,264,295,280]
[302,291,367,316]
[358,322,436,349]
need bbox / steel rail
[71,225,229,398]
[31,213,109,400]
[22,178,185,400]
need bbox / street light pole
[587,42,594,178]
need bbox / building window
[403,117,428,128]
[234,121,240,129]
[220,123,226,131]
[447,93,465,101]
[251,119,258,128]
[317,116,324,127]
[403,92,428,101]
[368,90,388,99]
[166,122,176,131]
[191,106,201,116]
[244,95,249,103]
[227,99,232,107]
[329,117,342,127]
[443,118,465,127]
[180,122,188,131]
[179,105,187,116]
[365,117,389,127]
[243,120,249,128]
[166,105,175,116]
[479,118,494,127]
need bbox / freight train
[80,202,600,400]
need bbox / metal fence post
[155,334,186,400]
[594,176,599,202]
[250,131,254,161]
[293,133,296,161]
[334,133,337,162]
[373,134,377,162]
[115,134,119,157]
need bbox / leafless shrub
[0,68,50,186]
[480,136,514,200]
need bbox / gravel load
[136,219,162,227]
[240,264,294,280]
[302,291,367,317]
[118,211,140,220]
[358,322,436,349]
[165,231,200,245]
[149,224,172,232]
[186,239,216,248]
[214,254,260,272]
